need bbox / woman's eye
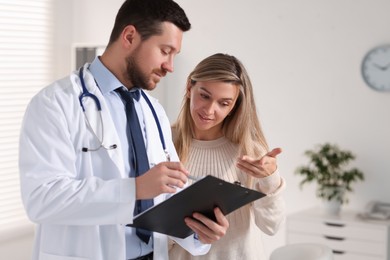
[200,93,209,99]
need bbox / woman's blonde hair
[172,53,269,164]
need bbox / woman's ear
[186,84,192,98]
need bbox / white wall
[169,0,390,206]
[49,0,390,258]
[0,226,35,260]
[0,235,34,260]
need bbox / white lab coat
[19,64,210,260]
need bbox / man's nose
[162,58,174,73]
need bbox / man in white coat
[18,0,229,259]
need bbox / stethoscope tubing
[78,66,168,154]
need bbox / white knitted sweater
[169,137,286,260]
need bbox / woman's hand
[236,148,282,178]
[185,207,229,244]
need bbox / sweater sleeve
[252,171,286,236]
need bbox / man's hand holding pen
[135,161,190,200]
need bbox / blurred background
[1,0,389,259]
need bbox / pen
[188,174,200,182]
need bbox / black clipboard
[127,175,265,238]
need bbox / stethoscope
[78,67,170,161]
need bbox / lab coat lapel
[140,93,167,169]
[79,65,125,177]
[140,93,167,206]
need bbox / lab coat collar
[89,56,122,95]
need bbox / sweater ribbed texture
[186,137,246,185]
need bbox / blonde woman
[170,53,286,259]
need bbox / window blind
[0,0,53,238]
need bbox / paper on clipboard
[127,175,265,238]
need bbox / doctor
[19,0,228,260]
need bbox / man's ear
[121,25,137,47]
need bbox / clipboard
[127,175,266,238]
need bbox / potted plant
[295,143,365,214]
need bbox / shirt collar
[89,56,123,95]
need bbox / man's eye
[162,49,170,55]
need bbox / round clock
[361,44,390,91]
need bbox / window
[72,44,106,70]
[0,0,53,238]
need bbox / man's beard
[125,54,151,90]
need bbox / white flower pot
[323,198,342,215]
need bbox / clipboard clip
[189,175,242,187]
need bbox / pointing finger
[266,148,282,158]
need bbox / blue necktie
[116,87,153,244]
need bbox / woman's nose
[204,102,216,115]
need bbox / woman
[170,53,286,259]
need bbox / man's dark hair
[108,0,191,45]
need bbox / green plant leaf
[294,143,365,205]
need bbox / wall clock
[361,44,390,91]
